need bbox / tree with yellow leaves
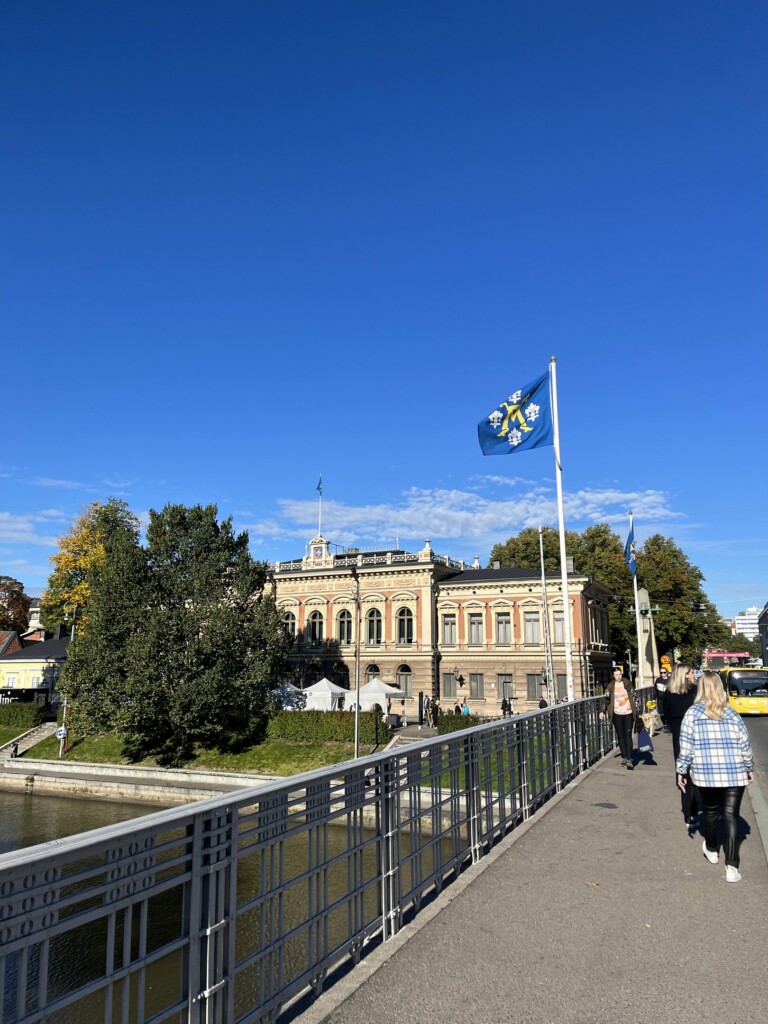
[41,499,141,633]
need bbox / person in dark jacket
[662,663,700,827]
[599,666,640,770]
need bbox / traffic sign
[55,726,67,739]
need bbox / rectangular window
[496,613,511,645]
[527,673,543,701]
[442,614,457,645]
[443,671,456,699]
[469,673,484,699]
[557,674,568,700]
[524,612,541,644]
[498,673,513,700]
[6,674,17,688]
[553,612,565,645]
[468,613,484,645]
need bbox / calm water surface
[0,790,167,855]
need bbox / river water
[0,789,164,855]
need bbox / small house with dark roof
[0,629,70,705]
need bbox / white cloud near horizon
[243,484,685,555]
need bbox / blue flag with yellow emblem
[477,371,553,456]
[625,525,637,576]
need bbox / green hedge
[436,713,483,735]
[267,710,392,745]
[0,704,46,729]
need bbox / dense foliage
[0,576,32,635]
[489,524,735,665]
[437,713,483,734]
[59,502,293,765]
[0,703,46,729]
[267,710,392,745]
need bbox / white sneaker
[725,865,741,882]
[702,840,718,864]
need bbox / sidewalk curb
[746,781,768,869]
[286,753,610,1024]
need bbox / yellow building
[0,634,69,705]
[273,535,613,714]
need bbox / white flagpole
[549,356,575,701]
[318,476,322,536]
[629,510,645,687]
[539,525,555,705]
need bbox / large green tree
[60,503,292,765]
[0,576,31,634]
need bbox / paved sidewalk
[297,731,768,1024]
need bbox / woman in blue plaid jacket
[676,670,754,882]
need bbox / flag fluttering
[625,525,637,576]
[316,476,322,496]
[477,371,554,456]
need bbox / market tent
[270,682,305,710]
[303,677,347,711]
[356,677,406,712]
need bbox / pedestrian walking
[500,696,509,717]
[676,670,754,882]
[662,663,700,828]
[431,700,440,727]
[655,666,671,730]
[599,665,640,770]
[401,699,407,728]
[454,702,461,716]
[461,700,470,717]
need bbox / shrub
[437,713,483,735]
[0,703,46,729]
[267,710,392,745]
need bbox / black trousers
[698,786,745,868]
[612,713,634,761]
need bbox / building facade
[273,535,614,713]
[733,606,760,641]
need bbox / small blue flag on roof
[477,371,554,456]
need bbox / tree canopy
[41,499,141,634]
[489,524,731,665]
[0,576,31,634]
[58,503,292,764]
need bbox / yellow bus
[719,667,768,716]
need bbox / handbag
[637,727,654,753]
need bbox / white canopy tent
[303,677,347,711]
[269,682,305,710]
[356,677,406,712]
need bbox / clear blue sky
[2,1,766,618]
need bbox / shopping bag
[637,727,654,753]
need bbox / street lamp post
[351,568,362,758]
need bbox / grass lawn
[0,725,25,747]
[24,732,379,776]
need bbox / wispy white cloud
[0,512,63,547]
[250,484,683,558]
[30,477,99,493]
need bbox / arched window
[283,611,296,638]
[308,611,324,645]
[366,664,380,683]
[366,609,382,645]
[396,664,413,697]
[337,609,353,644]
[396,607,413,644]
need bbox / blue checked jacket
[676,703,754,788]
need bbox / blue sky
[2,1,766,617]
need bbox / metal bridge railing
[0,693,639,1024]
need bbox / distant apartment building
[272,535,614,714]
[733,606,760,640]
